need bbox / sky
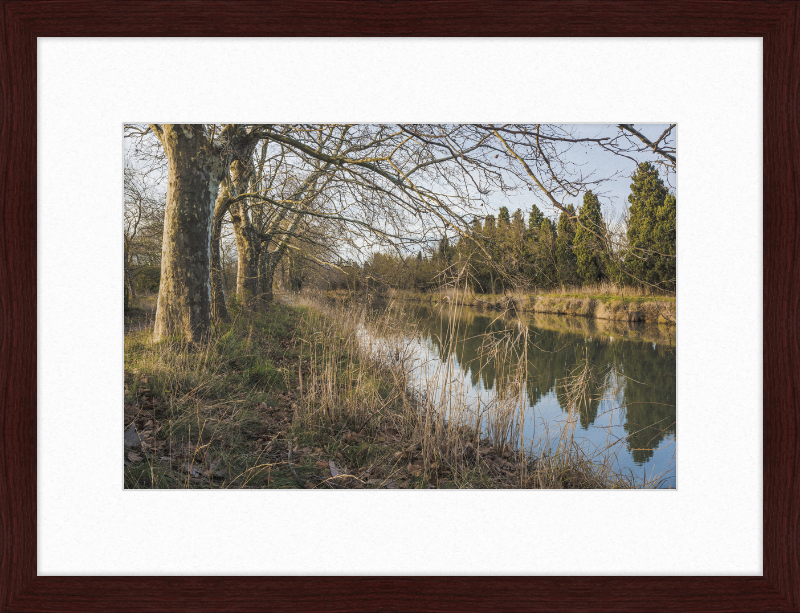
[124,123,676,259]
[483,123,676,226]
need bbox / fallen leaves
[124,424,143,448]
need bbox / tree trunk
[210,183,231,323]
[124,244,137,300]
[253,164,326,305]
[228,134,261,307]
[232,207,260,304]
[260,251,277,304]
[153,124,226,344]
[124,262,136,301]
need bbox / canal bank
[328,289,676,325]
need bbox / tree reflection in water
[412,303,676,481]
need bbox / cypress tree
[575,190,606,284]
[536,218,558,288]
[528,204,544,232]
[512,209,524,232]
[498,206,511,227]
[555,205,578,286]
[625,162,676,291]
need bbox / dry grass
[124,303,298,488]
[123,285,671,489]
[348,284,676,325]
[295,290,669,489]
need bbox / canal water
[374,302,677,488]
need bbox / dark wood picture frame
[1,1,798,611]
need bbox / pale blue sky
[484,123,675,225]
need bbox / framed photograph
[2,1,797,611]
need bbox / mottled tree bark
[232,206,260,304]
[224,134,260,307]
[210,181,232,323]
[152,124,226,344]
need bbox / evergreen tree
[528,204,544,232]
[555,205,578,286]
[512,209,524,232]
[536,218,558,288]
[484,215,496,232]
[438,236,454,263]
[574,190,606,284]
[625,162,676,291]
[498,206,511,228]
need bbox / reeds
[124,287,673,489]
[294,286,671,488]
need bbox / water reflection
[401,303,676,486]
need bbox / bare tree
[124,123,676,341]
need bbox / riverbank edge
[292,295,646,489]
[328,290,676,326]
[122,298,538,489]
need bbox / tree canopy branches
[123,123,676,341]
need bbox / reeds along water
[295,290,675,488]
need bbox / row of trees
[124,124,676,343]
[335,161,676,294]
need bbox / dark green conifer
[555,205,578,285]
[528,204,544,232]
[625,162,676,291]
[512,209,524,232]
[534,218,558,288]
[498,206,510,227]
[575,191,606,284]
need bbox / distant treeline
[330,162,676,295]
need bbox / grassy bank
[328,285,676,325]
[124,294,658,489]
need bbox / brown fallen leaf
[407,463,422,476]
[127,451,143,462]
